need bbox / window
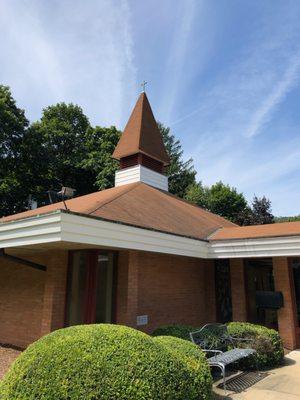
[65,250,116,326]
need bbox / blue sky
[1,0,300,216]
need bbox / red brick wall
[0,250,68,349]
[115,251,129,325]
[1,247,213,347]
[0,254,46,348]
[230,258,247,321]
[273,257,298,350]
[41,250,68,336]
[116,251,211,333]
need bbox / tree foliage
[158,123,196,198]
[250,195,274,225]
[185,181,248,224]
[81,126,120,190]
[0,85,29,216]
[275,215,300,223]
[185,183,275,226]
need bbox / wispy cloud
[245,54,300,137]
[170,4,300,215]
[0,0,136,126]
[160,0,197,122]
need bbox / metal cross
[141,80,147,92]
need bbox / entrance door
[245,258,278,328]
[65,250,116,326]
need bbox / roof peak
[112,92,170,166]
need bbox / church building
[1,92,300,350]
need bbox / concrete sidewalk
[214,351,300,399]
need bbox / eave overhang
[1,211,300,259]
[0,210,209,259]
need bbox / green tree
[0,85,29,216]
[30,103,92,197]
[185,182,210,209]
[185,180,249,224]
[158,123,196,198]
[25,104,121,206]
[275,215,300,223]
[208,181,248,223]
[249,195,274,225]
[81,126,120,190]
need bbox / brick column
[41,250,68,336]
[273,257,297,350]
[125,251,139,328]
[205,260,217,322]
[230,258,247,321]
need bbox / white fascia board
[0,211,208,258]
[60,213,208,258]
[209,236,300,258]
[0,213,62,248]
[2,211,300,259]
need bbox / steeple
[113,92,170,191]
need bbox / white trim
[209,236,300,258]
[1,211,300,259]
[0,213,62,248]
[60,213,208,258]
[115,165,168,191]
[0,211,208,258]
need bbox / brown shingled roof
[112,93,170,165]
[210,221,300,241]
[1,182,235,240]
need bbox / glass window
[65,250,116,327]
[95,253,115,323]
[65,251,87,326]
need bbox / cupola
[113,92,170,191]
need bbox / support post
[230,258,247,321]
[273,257,297,350]
[41,250,68,336]
[125,251,139,328]
[205,260,217,322]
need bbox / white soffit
[115,165,168,191]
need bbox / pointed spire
[112,92,170,166]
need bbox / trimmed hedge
[227,322,284,369]
[0,324,211,400]
[152,324,196,341]
[152,322,284,370]
[153,336,213,400]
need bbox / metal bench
[190,323,256,391]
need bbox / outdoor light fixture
[47,186,76,209]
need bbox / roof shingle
[210,221,300,241]
[1,182,235,240]
[112,93,170,165]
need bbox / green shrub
[227,322,284,370]
[152,324,196,341]
[0,324,212,400]
[153,336,213,400]
[152,322,284,370]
